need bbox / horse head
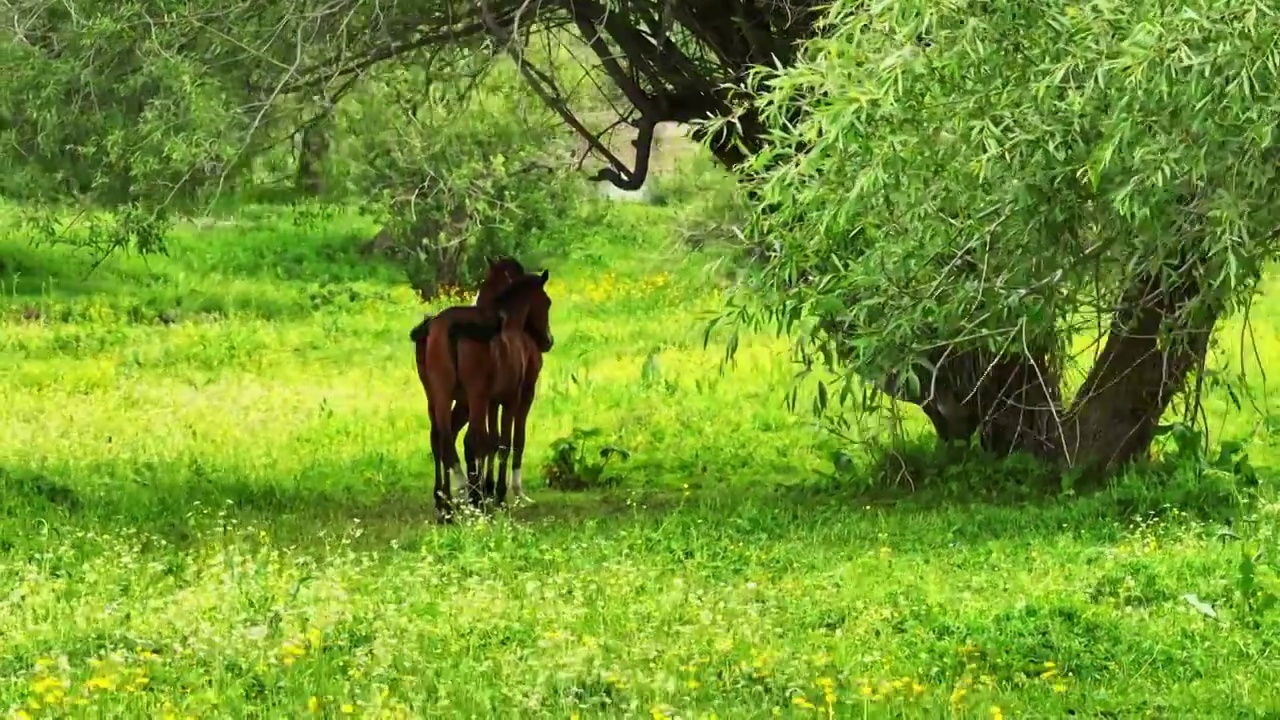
[474,256,527,307]
[493,269,554,353]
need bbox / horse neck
[474,283,498,307]
[491,305,532,391]
[499,301,531,336]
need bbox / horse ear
[539,269,549,284]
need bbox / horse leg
[464,393,490,510]
[495,401,516,507]
[428,402,456,524]
[451,401,476,496]
[482,401,501,504]
[511,388,536,503]
[429,424,446,522]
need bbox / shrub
[332,61,587,297]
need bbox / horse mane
[409,260,528,344]
[409,305,505,345]
[450,320,502,342]
[491,271,545,308]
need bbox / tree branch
[480,0,637,183]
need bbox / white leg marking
[471,291,481,306]
[451,465,467,493]
[512,469,524,498]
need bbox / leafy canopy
[727,0,1280,391]
[336,57,590,293]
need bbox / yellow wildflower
[280,640,307,667]
[991,706,1005,720]
[126,674,150,692]
[86,675,116,692]
[308,696,320,712]
[792,695,816,709]
[342,703,356,714]
[31,677,65,695]
[817,676,836,705]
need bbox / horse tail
[414,328,431,388]
[409,315,433,343]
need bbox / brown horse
[418,270,554,520]
[409,256,525,495]
[473,274,555,507]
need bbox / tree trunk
[906,261,1216,478]
[1061,264,1216,475]
[296,119,331,197]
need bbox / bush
[542,427,632,491]
[331,60,588,297]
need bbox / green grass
[1,199,1278,719]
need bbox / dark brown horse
[409,257,525,495]
[417,270,554,520]
[471,273,555,507]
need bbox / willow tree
[718,0,1280,473]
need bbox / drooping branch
[474,0,821,188]
[570,9,659,117]
[592,118,655,190]
[479,0,640,182]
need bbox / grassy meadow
[1,195,1279,719]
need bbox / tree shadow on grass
[0,462,437,551]
[0,442,1249,559]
